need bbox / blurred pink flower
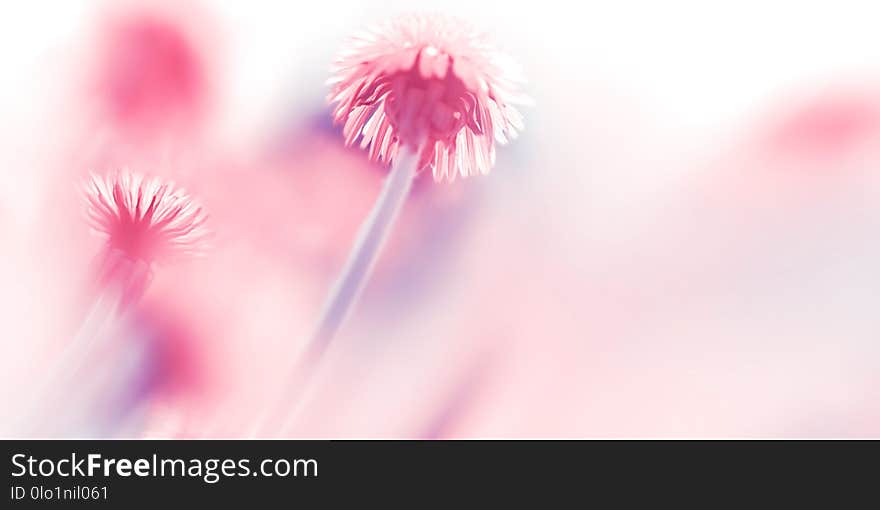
[83,170,210,266]
[92,8,210,141]
[328,14,527,180]
[764,90,880,159]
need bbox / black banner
[2,440,876,506]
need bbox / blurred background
[2,0,880,437]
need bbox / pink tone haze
[2,1,880,438]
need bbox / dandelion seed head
[329,13,528,181]
[82,170,211,265]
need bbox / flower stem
[255,145,421,437]
[19,257,149,436]
[310,145,420,353]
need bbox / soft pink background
[2,0,880,437]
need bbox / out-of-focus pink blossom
[91,7,212,142]
[763,90,880,159]
[329,14,527,180]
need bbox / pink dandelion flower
[82,170,210,266]
[262,16,528,435]
[28,172,211,435]
[329,13,527,181]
